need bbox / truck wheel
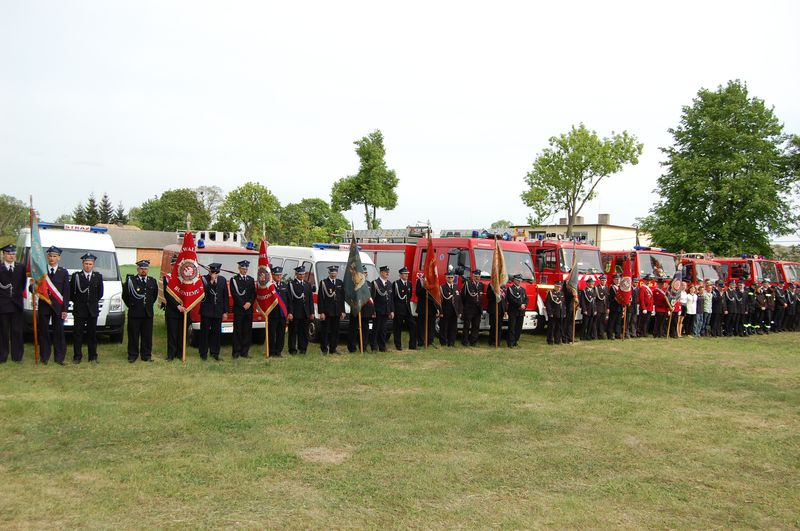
[308,320,320,343]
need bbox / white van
[266,245,379,340]
[16,223,125,342]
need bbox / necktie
[86,273,90,281]
[50,268,55,275]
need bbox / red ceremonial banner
[166,231,205,311]
[619,258,633,305]
[256,240,286,317]
[422,231,442,307]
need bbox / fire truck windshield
[784,264,800,282]
[693,263,720,282]
[560,248,602,273]
[473,250,534,281]
[755,261,779,282]
[639,252,677,278]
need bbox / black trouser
[0,310,24,363]
[320,315,340,353]
[416,304,436,346]
[773,307,785,332]
[547,317,563,344]
[127,316,153,361]
[488,305,503,346]
[581,314,595,340]
[752,309,763,334]
[627,307,638,338]
[507,310,523,347]
[607,309,622,339]
[439,313,457,346]
[724,313,736,337]
[267,312,286,356]
[288,318,309,353]
[762,309,773,333]
[73,313,98,362]
[372,313,388,351]
[165,316,183,359]
[393,313,416,350]
[562,302,575,343]
[710,313,723,337]
[348,313,370,352]
[653,312,667,338]
[38,305,66,364]
[684,314,696,338]
[232,311,253,357]
[461,308,481,345]
[783,311,795,332]
[669,311,680,338]
[594,312,607,339]
[637,311,650,339]
[199,316,222,359]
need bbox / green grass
[1,326,798,529]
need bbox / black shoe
[409,346,416,350]
[41,360,49,365]
[55,360,65,366]
[289,350,297,355]
[395,346,403,351]
[212,355,220,361]
[299,350,307,354]
[90,359,98,363]
[73,359,81,364]
[379,348,386,352]
[200,355,208,360]
[167,357,175,362]
[330,350,339,355]
[128,358,136,363]
[240,353,250,358]
[144,358,153,362]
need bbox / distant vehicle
[716,256,782,287]
[159,241,260,346]
[680,255,723,285]
[778,261,800,287]
[602,248,678,282]
[265,245,379,340]
[17,223,125,342]
[523,239,603,327]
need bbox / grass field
[1,322,798,529]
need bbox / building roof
[107,228,178,249]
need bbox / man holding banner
[37,246,70,365]
[255,240,288,358]
[343,237,372,352]
[166,232,205,362]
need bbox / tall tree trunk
[364,202,371,229]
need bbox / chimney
[598,213,610,225]
[559,218,567,225]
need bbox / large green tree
[84,193,100,226]
[522,124,643,236]
[277,198,349,245]
[0,194,28,244]
[640,80,799,257]
[133,188,210,231]
[331,129,398,230]
[216,182,281,241]
[98,193,114,224]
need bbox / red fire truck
[778,261,800,287]
[680,254,723,285]
[355,236,539,331]
[602,247,678,282]
[159,240,262,346]
[523,239,603,327]
[716,256,782,287]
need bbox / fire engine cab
[602,247,678,281]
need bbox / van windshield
[195,252,257,277]
[59,249,120,281]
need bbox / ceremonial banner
[29,208,57,306]
[619,258,633,305]
[343,236,371,314]
[166,231,205,311]
[422,230,442,308]
[490,237,508,299]
[256,240,285,317]
[566,241,579,296]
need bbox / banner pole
[265,312,269,360]
[182,312,188,363]
[572,302,578,344]
[358,312,363,353]
[622,306,627,340]
[32,290,40,365]
[495,300,499,347]
[424,296,428,349]
[667,307,673,339]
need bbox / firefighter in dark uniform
[415,275,438,347]
[736,281,748,336]
[267,266,288,357]
[724,279,737,336]
[318,265,345,355]
[161,255,186,361]
[287,266,313,354]
[0,245,28,363]
[784,283,797,332]
[199,263,228,361]
[607,273,624,339]
[230,260,256,358]
[710,280,725,337]
[594,274,609,339]
[70,253,104,363]
[773,281,787,332]
[561,280,575,343]
[545,280,565,344]
[579,277,597,340]
[506,274,528,348]
[461,269,483,347]
[349,264,374,353]
[486,281,506,346]
[439,271,461,347]
[392,267,416,350]
[370,266,394,352]
[627,277,640,338]
[763,280,776,334]
[122,259,158,363]
[38,246,70,365]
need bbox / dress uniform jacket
[370,278,394,352]
[545,289,565,345]
[199,274,228,360]
[0,261,28,363]
[268,281,289,357]
[438,281,461,346]
[287,277,313,354]
[505,283,528,347]
[392,278,416,350]
[230,273,256,358]
[460,279,484,346]
[122,274,158,362]
[38,265,71,364]
[70,270,104,362]
[318,276,344,354]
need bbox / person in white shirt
[684,285,698,338]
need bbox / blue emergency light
[197,239,205,248]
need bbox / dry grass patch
[298,447,351,465]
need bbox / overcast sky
[2,1,799,238]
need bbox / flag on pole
[619,258,633,305]
[343,236,371,314]
[256,240,286,317]
[422,230,442,308]
[29,208,57,306]
[566,241,579,296]
[166,231,205,311]
[490,237,508,299]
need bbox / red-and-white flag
[619,257,633,305]
[166,231,205,311]
[422,230,441,308]
[256,240,286,317]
